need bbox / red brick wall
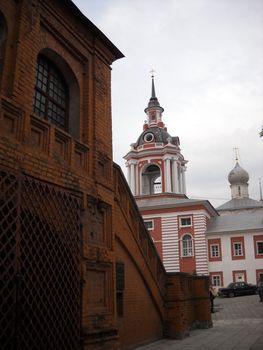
[165,274,212,339]
[113,165,166,348]
[115,239,164,347]
[114,165,212,346]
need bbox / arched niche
[35,48,80,139]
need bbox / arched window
[141,164,162,195]
[33,55,68,130]
[182,234,193,257]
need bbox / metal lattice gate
[0,167,82,349]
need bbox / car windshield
[227,283,235,288]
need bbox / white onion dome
[228,162,249,185]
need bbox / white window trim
[256,241,263,255]
[233,242,243,256]
[179,216,192,228]
[181,234,194,257]
[210,244,220,258]
[211,275,221,287]
[144,220,154,230]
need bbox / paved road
[136,295,263,350]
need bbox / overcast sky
[74,0,263,208]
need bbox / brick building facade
[0,1,211,349]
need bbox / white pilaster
[127,163,131,187]
[165,157,172,192]
[182,167,186,194]
[172,158,178,193]
[135,163,139,195]
[178,166,182,193]
[130,162,136,195]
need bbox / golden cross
[233,147,239,162]
[150,68,155,78]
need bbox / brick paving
[136,295,263,350]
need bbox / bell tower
[124,74,188,197]
[124,75,218,276]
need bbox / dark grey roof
[206,212,263,234]
[135,127,172,147]
[217,198,263,211]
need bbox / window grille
[180,217,192,227]
[211,244,219,257]
[33,55,68,130]
[234,243,242,256]
[0,167,82,349]
[212,275,221,286]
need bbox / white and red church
[124,76,263,287]
[124,76,218,275]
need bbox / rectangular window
[212,275,221,287]
[234,242,243,256]
[144,220,154,230]
[208,239,222,261]
[253,236,263,259]
[231,237,245,260]
[257,241,263,255]
[211,244,219,257]
[180,217,192,227]
[258,272,263,281]
[116,262,125,317]
[210,272,223,287]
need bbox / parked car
[218,282,257,298]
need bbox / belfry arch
[141,164,162,195]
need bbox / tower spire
[144,70,164,123]
[150,69,156,99]
[146,76,161,109]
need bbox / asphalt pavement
[136,294,263,350]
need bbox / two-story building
[207,160,263,288]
